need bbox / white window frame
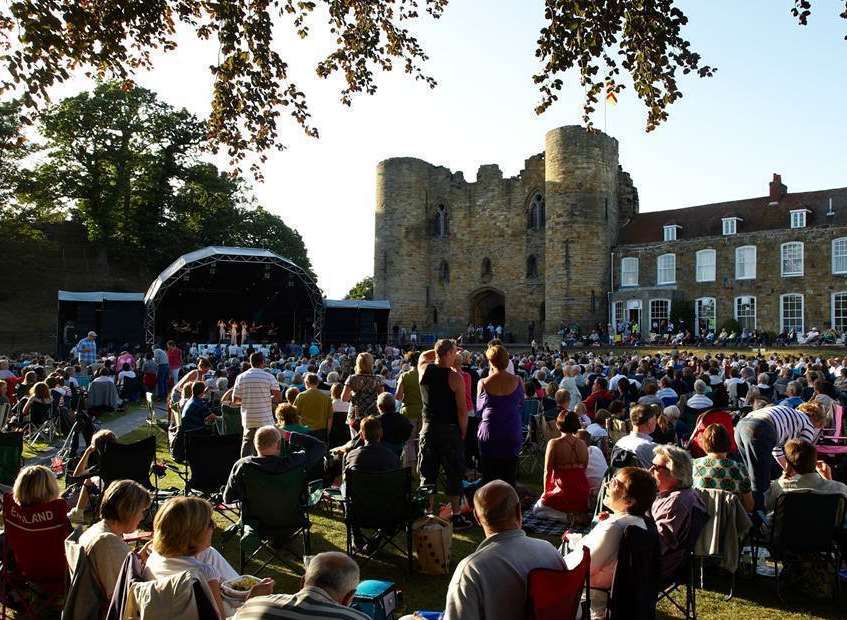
[621,257,639,287]
[833,238,847,275]
[832,292,847,333]
[663,225,679,241]
[649,298,671,329]
[612,301,624,327]
[722,217,739,236]
[695,248,716,282]
[735,245,756,280]
[656,253,676,285]
[695,297,716,336]
[790,210,807,229]
[735,296,756,331]
[780,242,804,277]
[780,293,804,335]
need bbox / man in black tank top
[417,338,472,530]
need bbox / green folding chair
[344,467,433,572]
[218,404,243,436]
[0,432,23,489]
[239,464,319,575]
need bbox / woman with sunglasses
[563,467,657,619]
[147,497,273,617]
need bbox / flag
[606,85,618,106]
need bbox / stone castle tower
[374,125,639,342]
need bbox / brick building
[373,125,847,342]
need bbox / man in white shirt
[232,352,281,457]
[685,380,713,410]
[613,405,657,469]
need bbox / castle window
[621,257,638,287]
[722,217,740,235]
[832,292,847,332]
[663,225,680,241]
[833,238,847,274]
[695,249,716,282]
[790,210,808,229]
[780,294,804,335]
[438,260,450,284]
[735,245,756,280]
[481,257,492,282]
[780,242,804,277]
[433,204,448,238]
[657,253,676,285]
[527,192,545,231]
[735,296,756,331]
[526,255,538,279]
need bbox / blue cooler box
[351,579,400,620]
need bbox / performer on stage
[218,319,227,343]
[240,320,249,346]
[229,319,238,346]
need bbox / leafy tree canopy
[7,82,312,274]
[345,276,374,300]
[1,1,844,172]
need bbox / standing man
[294,372,333,442]
[76,331,98,367]
[166,340,183,389]
[417,339,471,530]
[153,343,170,400]
[395,351,422,469]
[233,352,282,457]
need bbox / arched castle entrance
[470,288,505,326]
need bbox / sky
[36,0,847,298]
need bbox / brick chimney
[769,173,787,203]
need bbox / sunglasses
[650,462,670,472]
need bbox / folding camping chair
[0,404,9,431]
[817,404,847,456]
[96,435,171,519]
[656,506,707,619]
[528,547,590,620]
[238,464,320,575]
[27,398,61,447]
[217,403,243,436]
[343,467,432,571]
[0,493,71,619]
[0,432,23,492]
[598,523,662,620]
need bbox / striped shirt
[750,405,821,458]
[233,586,369,620]
[233,367,279,430]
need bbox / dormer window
[790,209,809,229]
[663,225,681,241]
[722,217,741,236]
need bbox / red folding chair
[526,547,590,620]
[687,409,737,458]
[817,404,847,456]
[0,492,71,619]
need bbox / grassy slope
[119,425,845,619]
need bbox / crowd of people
[2,336,847,618]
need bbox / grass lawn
[118,425,846,619]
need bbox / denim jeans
[734,415,778,511]
[156,364,169,398]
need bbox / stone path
[24,402,168,466]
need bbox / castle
[374,125,847,343]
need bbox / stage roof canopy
[58,291,145,303]
[324,299,391,310]
[145,246,312,303]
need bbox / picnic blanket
[521,511,569,537]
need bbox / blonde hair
[13,465,60,506]
[485,344,509,371]
[152,496,212,557]
[355,352,374,375]
[797,401,827,427]
[30,381,50,400]
[330,383,343,399]
[285,386,299,405]
[100,480,152,523]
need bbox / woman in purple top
[476,344,524,486]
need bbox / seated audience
[581,377,616,419]
[276,403,311,434]
[534,410,590,520]
[234,552,369,620]
[68,429,118,523]
[650,404,677,445]
[613,404,657,469]
[180,381,218,432]
[374,392,413,454]
[764,438,847,512]
[563,467,658,620]
[778,380,804,408]
[223,425,325,504]
[692,424,754,512]
[650,445,707,581]
[343,416,401,487]
[147,496,273,617]
[576,429,608,495]
[442,481,564,620]
[656,375,679,408]
[78,480,153,595]
[13,463,65,508]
